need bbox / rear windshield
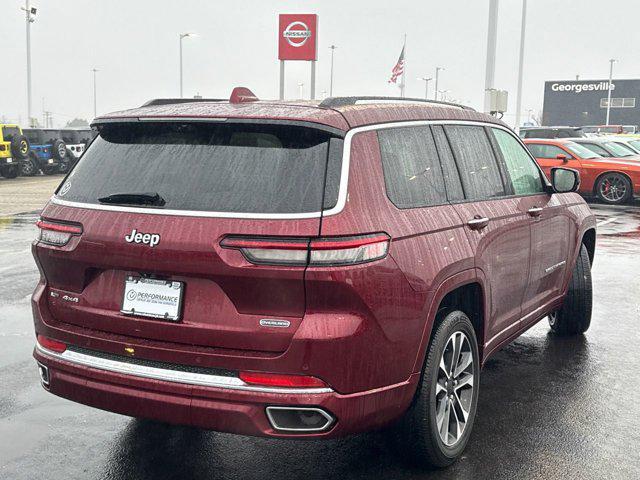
[58,122,344,214]
[2,127,20,141]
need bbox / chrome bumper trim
[35,343,333,394]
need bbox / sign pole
[310,60,316,100]
[279,60,285,100]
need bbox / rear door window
[444,125,506,200]
[58,122,343,215]
[491,128,545,195]
[377,126,447,208]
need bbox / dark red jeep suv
[32,90,596,467]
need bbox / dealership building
[542,79,640,127]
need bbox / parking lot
[0,175,638,479]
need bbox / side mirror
[551,167,580,193]
[556,154,569,162]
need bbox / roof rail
[318,96,475,111]
[141,98,226,107]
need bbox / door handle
[528,207,543,217]
[467,216,490,230]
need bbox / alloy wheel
[599,174,628,203]
[436,331,475,447]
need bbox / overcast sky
[1,0,639,128]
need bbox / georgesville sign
[543,79,640,126]
[278,14,318,61]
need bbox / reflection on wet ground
[1,204,639,479]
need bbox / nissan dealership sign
[278,14,318,61]
[550,81,615,94]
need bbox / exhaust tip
[266,406,335,433]
[37,362,50,388]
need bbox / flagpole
[400,34,407,98]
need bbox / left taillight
[36,219,82,246]
[220,233,390,267]
[37,334,67,353]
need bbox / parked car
[518,126,585,139]
[570,138,640,159]
[23,128,68,175]
[60,128,95,167]
[0,124,30,178]
[593,135,640,155]
[32,90,596,468]
[581,125,637,135]
[524,138,640,204]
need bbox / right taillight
[220,233,390,267]
[36,219,82,246]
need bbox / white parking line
[597,217,618,227]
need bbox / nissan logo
[283,21,311,47]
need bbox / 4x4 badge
[125,229,160,247]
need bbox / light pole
[417,77,433,100]
[434,67,444,100]
[514,0,527,128]
[91,68,99,118]
[606,58,617,126]
[179,33,196,98]
[329,45,337,97]
[20,0,36,126]
[484,0,499,112]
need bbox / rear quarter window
[58,122,343,215]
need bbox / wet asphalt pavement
[1,203,639,480]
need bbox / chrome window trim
[49,118,517,219]
[35,343,333,394]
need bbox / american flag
[388,45,405,84]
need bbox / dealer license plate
[121,276,183,321]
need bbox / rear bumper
[34,343,418,438]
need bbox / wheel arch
[412,270,488,373]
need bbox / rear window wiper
[98,192,166,207]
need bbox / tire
[42,165,58,175]
[10,135,30,160]
[20,153,39,176]
[394,310,480,467]
[51,139,67,161]
[548,244,592,335]
[595,172,632,205]
[58,159,71,174]
[0,164,20,179]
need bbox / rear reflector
[36,219,82,246]
[37,334,67,353]
[239,371,327,388]
[221,233,390,266]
